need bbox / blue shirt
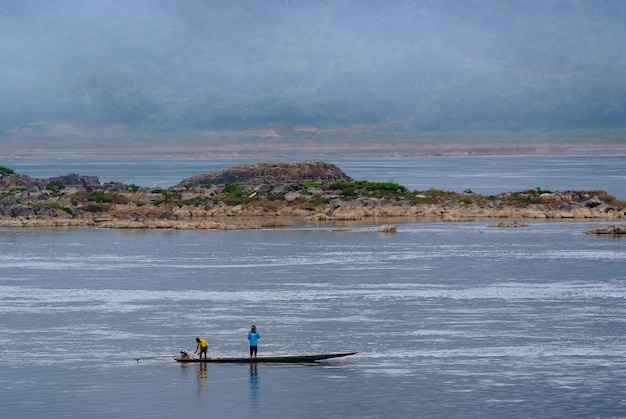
[248,331,260,346]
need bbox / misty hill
[2,0,626,137]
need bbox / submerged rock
[378,224,397,233]
[489,220,529,228]
[585,224,626,235]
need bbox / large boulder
[177,162,352,186]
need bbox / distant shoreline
[1,141,625,160]
[1,124,625,159]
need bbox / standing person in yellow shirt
[194,337,209,359]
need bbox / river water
[1,156,626,418]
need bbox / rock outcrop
[177,161,352,186]
[1,162,625,230]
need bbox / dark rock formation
[0,172,47,190]
[49,173,100,191]
[0,172,99,191]
[177,162,352,186]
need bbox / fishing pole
[135,355,176,362]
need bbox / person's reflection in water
[197,363,208,396]
[249,363,259,407]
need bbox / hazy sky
[2,0,626,132]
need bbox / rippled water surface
[2,221,626,418]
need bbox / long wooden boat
[175,351,357,364]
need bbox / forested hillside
[2,0,626,135]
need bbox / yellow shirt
[197,338,208,348]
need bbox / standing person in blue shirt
[247,325,260,358]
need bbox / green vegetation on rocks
[0,162,625,228]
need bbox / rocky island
[0,162,625,230]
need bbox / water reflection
[197,363,209,396]
[180,363,210,396]
[249,363,259,407]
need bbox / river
[1,155,625,418]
